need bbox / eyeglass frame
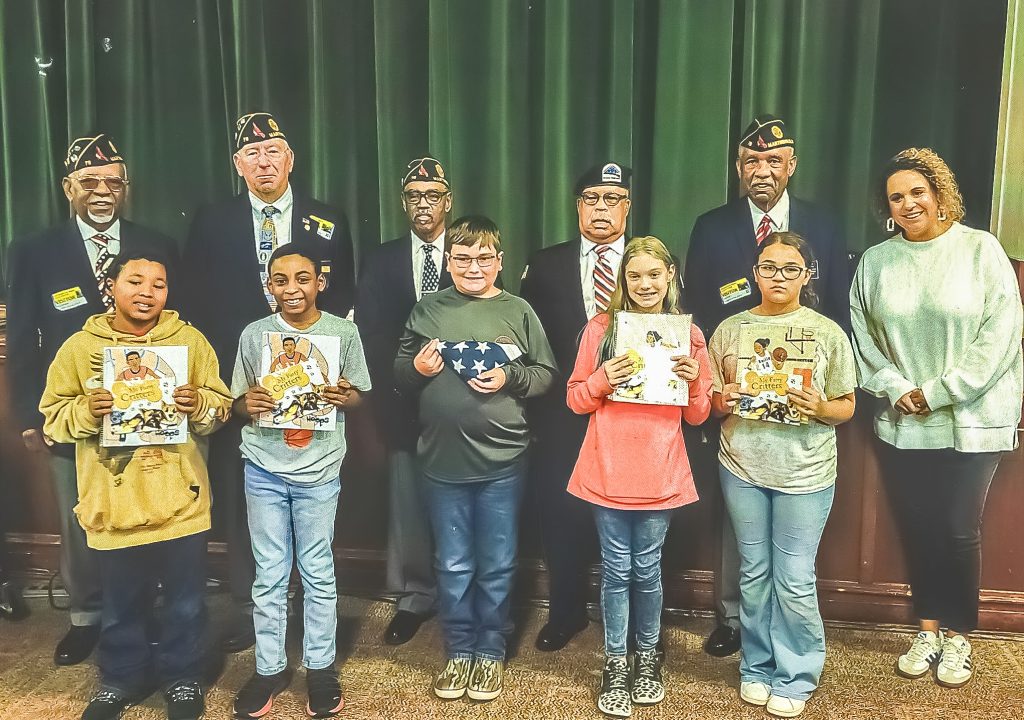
[753,262,809,281]
[446,250,500,269]
[73,175,130,192]
[403,189,450,206]
[579,190,629,207]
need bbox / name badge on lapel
[307,215,335,240]
[719,278,752,305]
[52,286,88,311]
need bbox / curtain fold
[0,0,1009,291]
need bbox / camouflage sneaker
[433,657,473,699]
[466,657,504,701]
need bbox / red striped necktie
[90,233,115,308]
[593,245,615,314]
[755,213,773,245]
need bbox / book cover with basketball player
[609,311,692,407]
[734,323,817,425]
[256,332,341,431]
[101,346,188,447]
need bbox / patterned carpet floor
[1,594,1023,720]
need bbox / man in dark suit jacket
[683,114,850,659]
[355,157,453,646]
[5,133,177,665]
[180,112,355,652]
[520,162,633,652]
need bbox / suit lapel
[567,238,586,317]
[231,193,268,300]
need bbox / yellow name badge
[719,278,752,305]
[308,214,335,240]
[52,286,89,311]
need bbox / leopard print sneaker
[631,647,665,705]
[597,655,632,717]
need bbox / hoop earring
[885,217,895,233]
[938,211,948,222]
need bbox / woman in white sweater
[850,147,1023,689]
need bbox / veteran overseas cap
[575,162,632,195]
[64,134,124,175]
[403,157,449,188]
[235,112,287,150]
[739,115,795,152]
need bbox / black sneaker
[165,681,204,720]
[305,666,345,718]
[597,656,632,718]
[81,690,135,720]
[233,669,293,719]
[631,647,665,705]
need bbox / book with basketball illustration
[101,346,189,447]
[609,311,692,406]
[734,322,817,425]
[257,331,341,431]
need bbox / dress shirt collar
[76,215,121,242]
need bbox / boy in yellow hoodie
[40,249,231,720]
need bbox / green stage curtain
[0,0,1008,292]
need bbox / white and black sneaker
[896,631,942,679]
[631,648,664,705]
[597,656,631,718]
[936,634,973,688]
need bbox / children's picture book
[101,346,188,447]
[734,322,817,425]
[257,332,340,431]
[609,311,692,406]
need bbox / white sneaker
[936,634,973,688]
[739,681,770,706]
[766,695,806,718]
[896,631,942,679]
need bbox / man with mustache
[355,157,453,646]
[683,114,850,659]
[181,112,355,654]
[5,133,176,665]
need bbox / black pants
[209,421,256,613]
[879,443,1001,633]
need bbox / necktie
[421,244,439,295]
[593,245,615,314]
[755,213,773,245]
[260,205,280,309]
[91,233,114,309]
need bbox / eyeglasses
[403,190,449,206]
[754,263,808,280]
[75,176,130,192]
[580,191,628,207]
[449,253,498,269]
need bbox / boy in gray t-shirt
[229,242,370,719]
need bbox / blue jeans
[423,466,524,661]
[97,532,208,697]
[592,507,672,657]
[245,462,340,674]
[719,464,834,701]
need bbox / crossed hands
[895,388,930,416]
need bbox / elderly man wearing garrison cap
[354,157,455,646]
[683,114,850,658]
[181,112,355,653]
[5,133,177,666]
[520,162,634,652]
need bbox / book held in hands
[610,311,692,407]
[734,322,817,425]
[101,346,188,447]
[257,332,341,431]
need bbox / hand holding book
[672,355,700,383]
[323,377,359,408]
[172,384,199,416]
[786,385,825,420]
[88,388,114,419]
[603,353,635,387]
[244,385,276,418]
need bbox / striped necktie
[593,245,615,314]
[90,233,115,309]
[755,213,773,245]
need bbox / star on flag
[437,339,524,381]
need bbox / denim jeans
[245,462,340,674]
[96,532,208,697]
[422,465,525,661]
[719,464,834,701]
[591,506,672,657]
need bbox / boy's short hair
[446,215,501,254]
[267,241,322,275]
[108,247,172,280]
[282,336,297,345]
[125,350,141,360]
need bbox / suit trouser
[385,449,437,615]
[49,452,102,626]
[209,423,256,614]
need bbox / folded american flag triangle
[438,340,523,381]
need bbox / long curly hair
[876,147,965,226]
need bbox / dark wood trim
[9,533,1024,633]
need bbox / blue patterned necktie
[260,205,280,309]
[422,243,439,295]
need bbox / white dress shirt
[76,215,121,266]
[411,230,446,301]
[579,234,626,319]
[747,188,791,235]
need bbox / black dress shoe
[54,624,100,666]
[703,624,741,657]
[221,619,256,654]
[0,580,30,621]
[534,620,588,652]
[384,610,427,646]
